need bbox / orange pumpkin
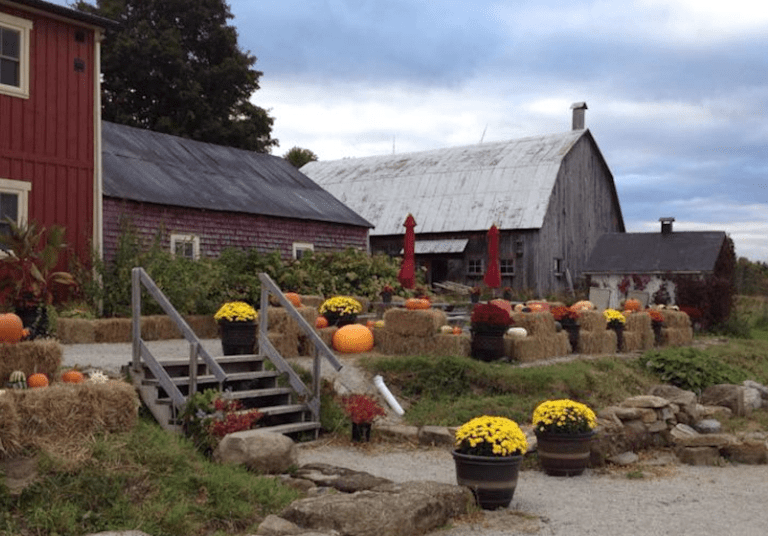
[0,313,24,344]
[624,299,642,312]
[315,316,329,329]
[28,373,49,388]
[452,326,463,335]
[333,324,374,353]
[285,292,302,308]
[405,298,431,310]
[366,320,376,329]
[62,369,85,384]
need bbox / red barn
[0,0,114,264]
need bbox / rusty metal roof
[101,122,372,228]
[301,130,585,236]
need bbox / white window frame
[170,233,200,260]
[467,258,484,276]
[500,258,515,276]
[0,12,32,99]
[0,177,31,224]
[292,242,314,260]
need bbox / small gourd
[440,325,453,334]
[285,292,302,308]
[315,316,329,329]
[9,370,27,389]
[62,369,85,384]
[452,326,463,335]
[405,298,431,310]
[27,373,49,388]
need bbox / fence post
[131,268,141,372]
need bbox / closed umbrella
[398,214,417,289]
[483,224,501,289]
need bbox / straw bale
[0,393,22,458]
[383,308,447,337]
[185,315,219,339]
[510,337,545,363]
[577,310,606,332]
[662,327,693,347]
[352,296,371,313]
[625,312,651,333]
[267,331,299,358]
[578,330,614,354]
[621,330,644,353]
[301,295,324,309]
[93,318,132,343]
[0,340,62,383]
[55,318,96,344]
[510,312,556,336]
[662,310,691,329]
[374,330,442,355]
[431,333,470,357]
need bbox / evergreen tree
[76,0,278,152]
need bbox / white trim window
[467,258,484,276]
[292,242,314,260]
[170,233,200,260]
[0,12,32,99]
[500,258,515,276]
[0,177,31,238]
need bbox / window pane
[1,28,20,59]
[0,57,19,87]
[0,193,17,221]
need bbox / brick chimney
[660,217,675,235]
[570,102,587,130]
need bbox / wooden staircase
[128,269,342,440]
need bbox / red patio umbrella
[397,214,417,289]
[483,224,501,289]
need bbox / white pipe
[373,375,405,415]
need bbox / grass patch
[0,418,300,536]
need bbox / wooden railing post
[131,268,141,372]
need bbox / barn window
[170,233,200,260]
[467,258,483,275]
[293,242,314,260]
[0,178,31,242]
[500,258,514,276]
[553,257,564,276]
[0,12,32,99]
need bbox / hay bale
[267,331,299,358]
[578,311,606,332]
[55,318,95,344]
[374,329,444,355]
[621,330,643,352]
[551,331,571,356]
[625,312,654,352]
[578,330,614,354]
[93,318,132,343]
[432,333,470,357]
[352,296,371,313]
[0,393,22,459]
[625,312,651,332]
[663,327,693,346]
[301,295,324,309]
[510,312,556,336]
[185,315,219,339]
[0,340,62,383]
[510,337,545,363]
[383,308,447,337]
[140,315,177,341]
[662,310,691,329]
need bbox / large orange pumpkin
[62,369,85,384]
[315,316,329,329]
[28,373,49,388]
[623,299,642,312]
[333,324,374,353]
[0,313,24,343]
[285,292,302,308]
[405,298,431,310]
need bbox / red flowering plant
[647,308,664,325]
[340,394,386,424]
[551,305,580,326]
[180,389,263,455]
[471,302,513,336]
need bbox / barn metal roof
[101,122,372,228]
[7,0,119,28]
[583,231,727,274]
[400,239,469,255]
[301,130,585,236]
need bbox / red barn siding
[0,4,97,263]
[103,198,369,261]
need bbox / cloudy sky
[57,0,768,262]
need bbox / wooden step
[154,386,293,406]
[258,421,321,435]
[141,370,280,387]
[259,404,310,417]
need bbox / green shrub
[642,347,746,392]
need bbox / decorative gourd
[405,298,431,310]
[507,327,528,338]
[315,316,329,329]
[0,313,24,343]
[440,325,454,334]
[285,292,302,308]
[374,320,385,328]
[332,324,374,353]
[9,370,27,389]
[27,373,49,388]
[452,326,463,335]
[623,299,642,312]
[62,369,85,384]
[366,320,376,329]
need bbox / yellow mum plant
[214,301,258,322]
[532,399,597,435]
[319,296,363,316]
[603,308,626,329]
[454,415,528,457]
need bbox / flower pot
[561,322,580,353]
[652,322,664,346]
[611,325,624,352]
[452,451,522,509]
[15,305,48,339]
[470,293,480,304]
[219,320,256,356]
[323,312,358,327]
[351,422,372,442]
[535,430,594,476]
[381,292,392,304]
[470,324,507,361]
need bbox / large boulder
[700,384,746,417]
[213,430,297,474]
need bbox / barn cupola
[570,101,588,130]
[660,217,675,235]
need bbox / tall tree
[76,0,278,152]
[283,147,318,168]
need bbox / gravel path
[297,441,768,536]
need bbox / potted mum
[319,296,363,327]
[532,399,597,476]
[214,301,258,355]
[603,308,626,352]
[469,286,481,304]
[647,308,665,346]
[452,415,528,509]
[470,302,513,361]
[379,284,395,304]
[340,393,386,442]
[551,305,580,353]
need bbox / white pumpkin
[507,327,528,338]
[440,325,454,334]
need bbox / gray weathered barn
[302,103,625,297]
[101,121,373,262]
